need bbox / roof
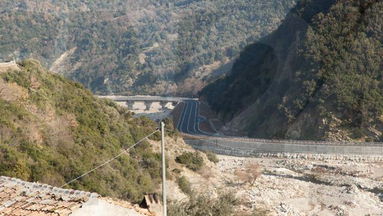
[0,176,151,216]
[0,176,98,216]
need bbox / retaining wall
[185,137,383,157]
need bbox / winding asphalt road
[176,100,206,135]
[175,100,383,156]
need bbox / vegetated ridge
[201,0,383,141]
[0,0,296,96]
[0,59,165,202]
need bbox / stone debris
[215,155,383,215]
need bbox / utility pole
[161,121,167,216]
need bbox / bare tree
[235,163,262,186]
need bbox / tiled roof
[0,176,98,216]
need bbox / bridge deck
[97,95,197,102]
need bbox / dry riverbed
[152,138,383,215]
[216,155,383,216]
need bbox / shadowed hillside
[202,0,383,141]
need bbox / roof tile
[0,176,98,216]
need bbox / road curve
[176,100,208,135]
[176,101,383,156]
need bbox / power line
[61,129,159,188]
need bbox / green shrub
[169,192,238,216]
[0,145,31,180]
[205,151,219,163]
[1,70,31,88]
[175,152,204,171]
[172,168,181,174]
[350,127,364,139]
[248,208,270,216]
[177,176,192,195]
[162,117,178,137]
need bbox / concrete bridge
[97,95,197,111]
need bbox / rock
[343,184,359,194]
[279,202,289,213]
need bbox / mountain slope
[0,59,164,202]
[201,0,383,141]
[0,0,296,96]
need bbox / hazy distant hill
[0,0,296,96]
[202,0,383,141]
[0,59,164,202]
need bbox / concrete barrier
[185,137,383,157]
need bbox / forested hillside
[0,59,165,202]
[0,0,296,95]
[202,0,383,141]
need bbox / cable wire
[61,129,159,188]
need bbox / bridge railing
[96,95,198,102]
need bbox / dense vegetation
[202,0,383,141]
[0,0,296,96]
[175,152,204,171]
[169,191,269,216]
[205,151,219,163]
[0,59,163,202]
[176,176,192,195]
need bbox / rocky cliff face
[202,0,383,141]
